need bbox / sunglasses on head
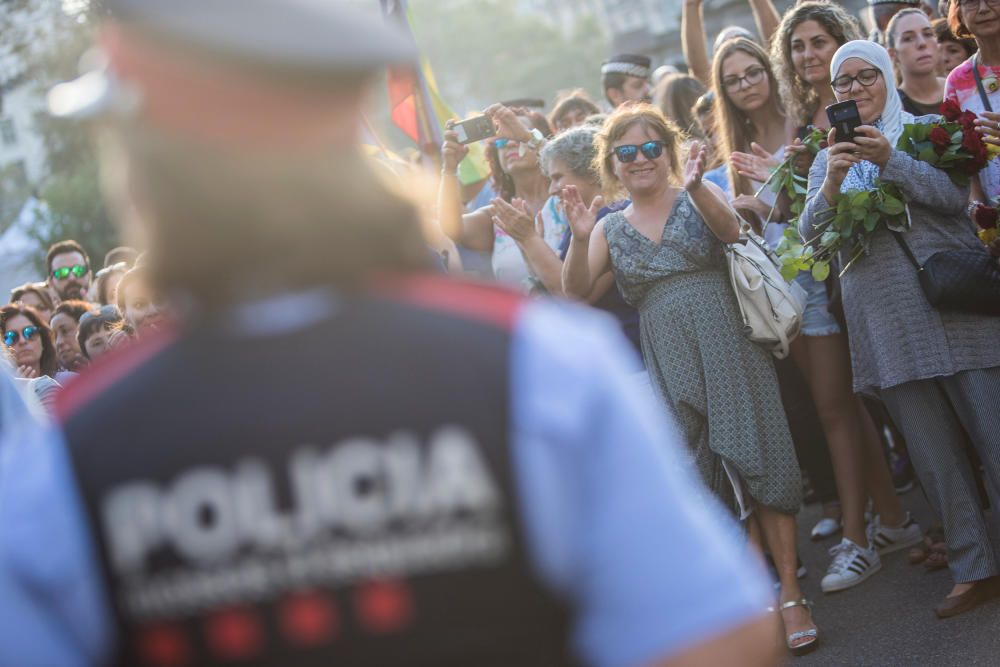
[4,325,38,346]
[79,304,121,327]
[613,140,664,163]
[51,264,88,281]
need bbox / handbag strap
[973,54,994,113]
[891,231,924,273]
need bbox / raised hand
[491,197,537,242]
[684,141,707,192]
[731,142,780,183]
[484,104,533,143]
[441,125,470,174]
[560,185,604,240]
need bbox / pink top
[945,55,1000,199]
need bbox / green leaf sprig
[775,180,908,281]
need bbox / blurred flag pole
[379,0,489,186]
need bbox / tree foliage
[408,0,609,113]
[1,0,117,272]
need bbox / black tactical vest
[59,277,573,667]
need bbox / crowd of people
[1,0,1000,664]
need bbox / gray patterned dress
[604,191,802,515]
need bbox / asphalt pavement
[788,489,1000,666]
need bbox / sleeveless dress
[603,191,801,515]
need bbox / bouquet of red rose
[895,100,991,187]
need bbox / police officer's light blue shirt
[0,299,770,667]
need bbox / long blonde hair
[713,38,785,200]
[594,104,685,200]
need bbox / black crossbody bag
[887,56,1000,317]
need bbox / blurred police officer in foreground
[0,2,778,666]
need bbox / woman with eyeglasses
[945,0,1000,208]
[77,305,123,361]
[0,304,58,380]
[889,9,947,116]
[800,40,1000,619]
[712,38,791,233]
[439,105,568,294]
[563,105,818,656]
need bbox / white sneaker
[810,517,842,541]
[821,538,882,593]
[867,512,923,555]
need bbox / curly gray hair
[539,125,600,180]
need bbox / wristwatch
[518,128,546,157]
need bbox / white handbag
[724,222,806,359]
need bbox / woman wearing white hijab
[801,40,1000,619]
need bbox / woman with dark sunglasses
[0,304,58,380]
[439,104,569,294]
[563,104,819,656]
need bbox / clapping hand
[491,197,537,242]
[731,142,779,183]
[684,141,708,191]
[560,185,604,241]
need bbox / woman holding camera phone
[800,40,1000,619]
[438,104,568,294]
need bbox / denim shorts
[794,272,842,337]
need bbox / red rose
[959,109,978,130]
[929,126,951,146]
[940,98,963,121]
[819,140,828,149]
[963,128,984,153]
[972,203,999,230]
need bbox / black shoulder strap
[891,231,923,273]
[973,54,994,113]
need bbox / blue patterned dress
[603,191,801,515]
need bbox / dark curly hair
[0,303,58,377]
[483,108,553,202]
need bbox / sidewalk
[792,490,1000,666]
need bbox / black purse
[892,232,1000,316]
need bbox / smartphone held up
[451,115,496,145]
[826,100,862,144]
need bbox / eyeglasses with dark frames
[721,67,767,92]
[831,68,881,94]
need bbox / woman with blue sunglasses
[0,304,58,380]
[563,103,819,656]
